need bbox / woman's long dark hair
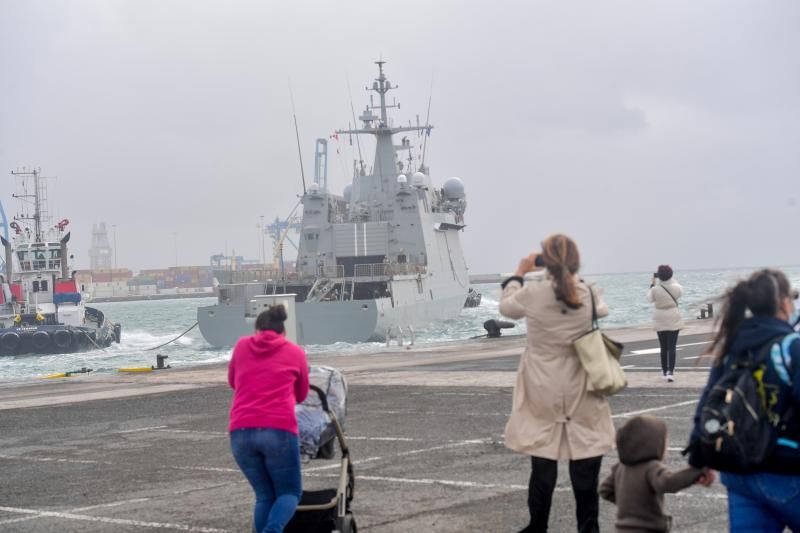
[255,304,287,334]
[541,234,582,309]
[709,269,791,363]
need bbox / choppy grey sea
[1,267,798,381]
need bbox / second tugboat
[0,169,121,356]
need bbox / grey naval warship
[198,61,471,346]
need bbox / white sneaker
[667,373,675,383]
[662,373,669,382]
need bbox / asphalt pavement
[0,325,725,532]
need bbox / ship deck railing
[214,263,428,287]
[321,263,426,280]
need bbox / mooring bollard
[698,303,714,320]
[153,354,171,370]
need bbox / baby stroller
[285,366,356,533]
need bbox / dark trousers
[657,330,680,374]
[524,455,603,533]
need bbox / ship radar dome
[343,184,352,203]
[412,172,426,187]
[309,182,320,194]
[443,177,465,200]
[397,174,407,184]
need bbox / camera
[653,272,659,278]
[535,255,545,267]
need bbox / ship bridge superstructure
[293,61,468,287]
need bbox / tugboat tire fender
[32,330,51,350]
[53,329,72,350]
[75,332,90,347]
[2,331,21,351]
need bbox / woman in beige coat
[500,234,615,533]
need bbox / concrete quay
[0,320,724,532]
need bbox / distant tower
[89,222,113,270]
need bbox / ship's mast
[11,169,46,240]
[335,61,434,208]
[337,61,431,138]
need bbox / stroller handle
[309,384,330,413]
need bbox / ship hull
[198,291,466,347]
[0,322,117,356]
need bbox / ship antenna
[420,75,434,172]
[346,76,364,174]
[289,83,307,195]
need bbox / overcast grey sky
[1,1,798,275]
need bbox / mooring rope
[146,322,199,351]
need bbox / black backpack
[698,335,789,472]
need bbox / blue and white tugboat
[0,169,120,355]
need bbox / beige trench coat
[500,276,615,460]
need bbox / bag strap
[586,283,599,330]
[661,285,679,307]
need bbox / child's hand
[696,469,716,487]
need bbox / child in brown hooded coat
[599,415,704,532]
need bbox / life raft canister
[1,331,21,352]
[32,330,51,350]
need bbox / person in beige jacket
[500,234,615,533]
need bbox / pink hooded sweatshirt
[228,330,310,434]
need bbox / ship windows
[32,280,49,292]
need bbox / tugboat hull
[0,308,119,356]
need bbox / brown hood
[616,415,667,465]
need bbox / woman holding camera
[228,305,310,533]
[647,265,684,382]
[500,234,614,533]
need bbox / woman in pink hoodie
[228,305,310,533]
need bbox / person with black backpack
[685,269,800,531]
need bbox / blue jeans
[230,428,302,533]
[721,471,800,532]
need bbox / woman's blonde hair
[541,234,582,308]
